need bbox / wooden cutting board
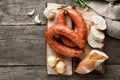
[46,3,105,75]
[46,3,73,75]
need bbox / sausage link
[46,24,85,57]
[46,8,87,57]
[56,8,87,47]
[61,36,77,47]
[56,9,66,25]
[57,9,77,47]
[64,8,87,39]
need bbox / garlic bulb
[43,7,56,20]
[34,15,42,24]
[47,56,59,67]
[54,61,66,74]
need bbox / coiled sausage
[46,7,87,57]
[57,8,87,47]
[46,25,85,57]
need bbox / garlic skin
[54,61,66,74]
[48,12,56,20]
[47,56,59,67]
[43,7,56,20]
[27,10,35,16]
[34,15,41,24]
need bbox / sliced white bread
[91,15,107,30]
[75,49,108,74]
[91,25,105,42]
[75,6,106,74]
[87,33,104,49]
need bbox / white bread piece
[75,6,106,74]
[91,25,105,42]
[46,3,72,75]
[91,15,107,30]
[90,50,108,59]
[75,49,108,74]
[87,33,104,49]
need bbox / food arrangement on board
[43,2,109,75]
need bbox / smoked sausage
[45,7,87,57]
[46,24,85,57]
[56,9,77,47]
[57,8,87,47]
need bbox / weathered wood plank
[0,25,46,65]
[0,65,119,80]
[0,25,119,65]
[0,25,45,39]
[105,35,120,65]
[0,0,72,25]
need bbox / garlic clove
[48,12,56,20]
[54,61,66,74]
[34,15,42,24]
[47,56,59,67]
[43,7,52,18]
[27,10,35,16]
[43,7,56,20]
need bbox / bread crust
[75,50,108,74]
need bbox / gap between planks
[0,24,46,26]
[0,64,118,67]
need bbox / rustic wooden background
[0,0,120,80]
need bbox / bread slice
[91,15,107,30]
[75,6,106,74]
[87,33,104,49]
[75,49,108,74]
[91,25,105,42]
[46,3,72,75]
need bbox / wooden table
[0,0,120,80]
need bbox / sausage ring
[56,9,77,47]
[46,7,87,57]
[57,8,87,47]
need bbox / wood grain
[105,35,120,65]
[0,25,46,65]
[0,0,72,25]
[0,0,120,79]
[0,65,119,80]
[0,26,119,65]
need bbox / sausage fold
[46,7,87,57]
